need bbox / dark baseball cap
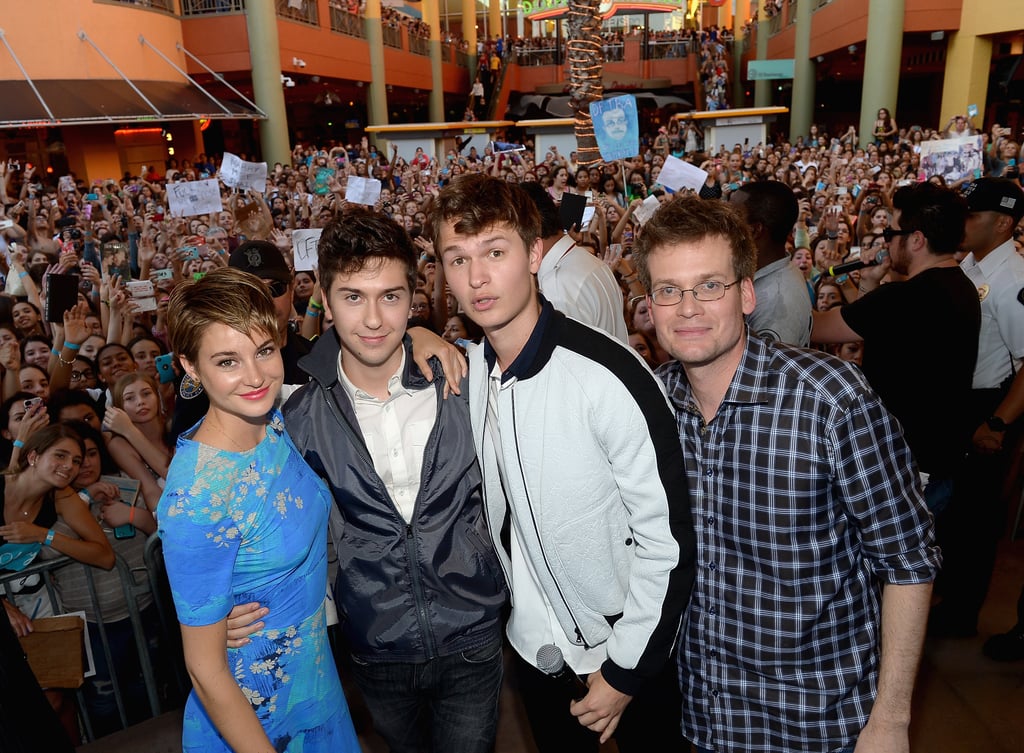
[962,178,1024,223]
[228,240,292,284]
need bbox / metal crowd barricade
[0,534,188,743]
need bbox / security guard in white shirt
[931,178,1024,638]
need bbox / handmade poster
[345,176,382,206]
[657,155,709,193]
[919,136,983,183]
[590,95,640,162]
[219,152,269,193]
[292,229,323,272]
[166,179,223,218]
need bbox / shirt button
[706,516,714,526]
[392,448,400,457]
[624,537,633,546]
[705,468,714,476]
[708,561,717,571]
[712,689,719,698]
[708,606,717,616]
[709,649,718,658]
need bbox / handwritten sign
[656,155,709,193]
[632,195,662,226]
[345,176,382,206]
[219,152,269,193]
[166,179,224,218]
[292,229,323,272]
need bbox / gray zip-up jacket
[283,332,507,662]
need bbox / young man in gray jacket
[432,174,696,752]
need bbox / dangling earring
[180,373,204,400]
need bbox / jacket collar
[299,330,435,391]
[483,296,562,384]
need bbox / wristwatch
[985,416,1008,432]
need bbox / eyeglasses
[70,369,94,383]
[650,279,743,306]
[881,227,913,243]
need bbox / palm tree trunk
[567,0,604,165]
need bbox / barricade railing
[99,0,178,13]
[276,0,319,26]
[0,536,186,743]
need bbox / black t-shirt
[841,266,980,474]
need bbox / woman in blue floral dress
[158,268,359,753]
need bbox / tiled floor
[79,534,1024,753]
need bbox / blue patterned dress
[158,410,359,753]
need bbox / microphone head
[536,643,566,674]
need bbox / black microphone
[536,644,589,701]
[828,249,888,277]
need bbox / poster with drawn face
[590,95,640,162]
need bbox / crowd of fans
[0,100,1021,742]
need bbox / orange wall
[0,0,187,82]
[768,0,965,60]
[182,11,468,92]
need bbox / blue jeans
[349,637,503,753]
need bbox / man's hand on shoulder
[569,668,633,743]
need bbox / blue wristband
[44,528,56,547]
[51,348,60,357]
[63,341,81,351]
[12,439,24,448]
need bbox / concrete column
[462,0,478,79]
[489,0,500,42]
[789,0,815,141]
[940,32,992,128]
[244,0,291,165]
[364,0,390,127]
[731,13,745,108]
[859,0,905,144]
[423,0,445,122]
[754,18,770,107]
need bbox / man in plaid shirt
[632,195,940,753]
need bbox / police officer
[931,178,1024,639]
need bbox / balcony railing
[99,0,177,13]
[647,39,691,60]
[181,0,245,14]
[328,3,365,37]
[276,0,319,26]
[382,24,403,49]
[409,36,430,57]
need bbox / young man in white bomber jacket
[431,173,697,753]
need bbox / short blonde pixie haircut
[167,267,281,365]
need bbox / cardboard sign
[219,152,269,193]
[166,179,223,218]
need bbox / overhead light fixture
[816,55,825,63]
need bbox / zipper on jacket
[405,523,438,657]
[510,391,591,649]
[318,374,440,657]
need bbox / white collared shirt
[338,351,437,523]
[960,238,1024,389]
[537,234,629,344]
